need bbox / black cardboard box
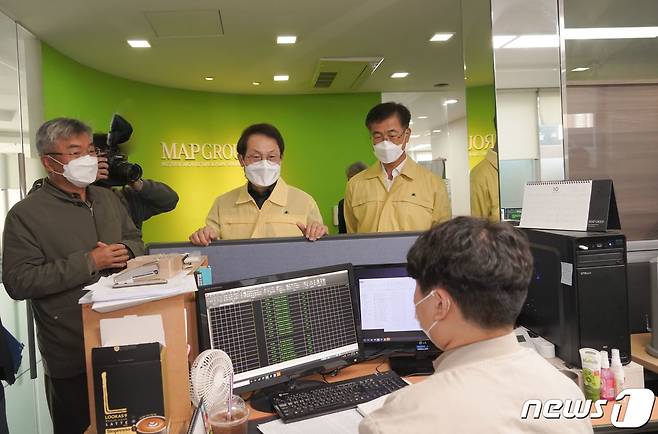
[92,342,166,433]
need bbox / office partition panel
[148,232,421,284]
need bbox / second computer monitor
[196,264,362,393]
[355,264,433,351]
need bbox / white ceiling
[491,0,561,89]
[0,0,476,95]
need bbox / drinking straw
[227,371,234,420]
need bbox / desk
[244,358,658,434]
[83,259,206,434]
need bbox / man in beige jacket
[189,123,326,244]
[359,217,592,434]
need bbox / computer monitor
[196,264,362,394]
[355,264,437,359]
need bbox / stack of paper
[258,409,363,434]
[79,270,197,312]
[257,393,394,434]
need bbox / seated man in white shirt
[359,216,592,434]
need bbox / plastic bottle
[600,350,615,401]
[579,348,601,400]
[611,349,625,396]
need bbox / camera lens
[126,163,143,183]
[114,161,143,184]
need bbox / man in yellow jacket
[344,102,451,233]
[470,147,500,221]
[189,123,327,244]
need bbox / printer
[519,229,631,367]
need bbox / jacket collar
[236,178,289,207]
[42,177,95,204]
[433,332,521,372]
[363,155,419,181]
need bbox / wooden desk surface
[245,357,658,432]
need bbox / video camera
[93,114,143,187]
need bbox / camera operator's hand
[90,241,130,271]
[97,155,109,181]
[128,179,144,191]
[189,226,218,246]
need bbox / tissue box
[92,343,166,433]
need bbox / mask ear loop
[46,155,65,177]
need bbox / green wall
[466,85,497,169]
[42,44,380,243]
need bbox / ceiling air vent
[311,57,384,90]
[314,72,338,88]
[144,10,224,38]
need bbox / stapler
[112,254,184,288]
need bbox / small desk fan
[189,349,234,410]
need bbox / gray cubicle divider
[148,232,422,284]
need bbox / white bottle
[611,348,625,396]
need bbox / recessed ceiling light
[443,99,458,105]
[410,134,421,138]
[429,33,454,42]
[277,35,297,44]
[127,40,150,48]
[571,67,590,72]
[432,129,442,133]
[273,75,289,81]
[204,77,215,81]
[409,120,414,125]
[493,35,517,48]
[391,72,409,78]
[564,26,658,40]
[425,132,432,136]
[504,34,559,48]
[252,81,261,86]
[418,116,428,119]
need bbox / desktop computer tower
[519,229,631,367]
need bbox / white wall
[496,89,539,160]
[433,116,470,215]
[537,88,565,180]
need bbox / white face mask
[415,290,438,339]
[373,140,405,164]
[244,160,281,187]
[48,154,98,188]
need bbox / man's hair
[365,102,412,130]
[346,161,368,179]
[236,123,285,157]
[35,118,92,156]
[407,216,533,329]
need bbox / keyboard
[271,371,408,423]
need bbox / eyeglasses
[45,147,97,158]
[244,153,281,163]
[371,130,407,143]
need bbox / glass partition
[490,0,565,220]
[0,11,50,434]
[563,0,658,240]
